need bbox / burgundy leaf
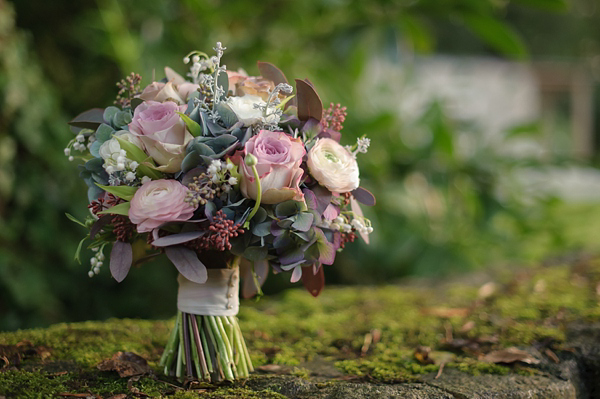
[257,61,289,85]
[352,187,376,206]
[302,189,318,211]
[151,231,206,247]
[312,184,332,215]
[302,264,324,297]
[241,259,269,299]
[165,246,208,284]
[110,241,133,283]
[68,108,105,129]
[295,79,323,121]
[90,215,113,240]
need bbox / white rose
[307,138,360,193]
[226,94,279,126]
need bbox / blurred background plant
[2,0,600,330]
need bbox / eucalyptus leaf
[103,106,120,124]
[110,241,133,282]
[243,245,268,261]
[165,246,208,284]
[215,103,238,128]
[152,231,207,247]
[95,123,115,143]
[252,221,271,237]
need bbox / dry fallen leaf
[478,282,497,299]
[421,307,470,319]
[97,351,152,377]
[482,347,540,365]
[414,346,434,365]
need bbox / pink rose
[129,101,193,173]
[129,179,196,233]
[232,130,306,204]
[138,67,200,104]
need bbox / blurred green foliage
[2,0,597,330]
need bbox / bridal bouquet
[66,42,375,382]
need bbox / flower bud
[244,153,258,167]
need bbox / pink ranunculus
[129,179,197,233]
[232,130,306,204]
[128,101,193,173]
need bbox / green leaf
[243,245,268,261]
[65,213,87,228]
[275,200,302,218]
[97,202,131,216]
[462,14,528,59]
[177,112,203,137]
[74,235,88,264]
[114,136,162,180]
[95,184,138,201]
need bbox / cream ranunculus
[307,138,360,193]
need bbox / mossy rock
[2,259,600,397]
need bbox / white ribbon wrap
[177,268,239,316]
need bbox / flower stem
[244,164,262,228]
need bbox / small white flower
[97,253,105,261]
[183,56,190,64]
[192,55,200,63]
[88,271,94,278]
[116,163,125,171]
[105,165,115,174]
[334,216,344,224]
[129,161,139,171]
[117,156,126,164]
[226,163,234,171]
[96,261,103,267]
[207,165,218,175]
[92,247,99,252]
[91,258,98,267]
[94,267,100,275]
[351,219,364,229]
[342,224,352,233]
[76,134,85,143]
[211,159,222,171]
[211,174,220,183]
[367,226,373,234]
[141,176,152,184]
[228,176,238,185]
[68,156,74,162]
[331,223,340,230]
[125,172,136,181]
[64,148,71,156]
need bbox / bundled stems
[160,311,253,382]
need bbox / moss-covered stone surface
[2,257,600,398]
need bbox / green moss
[173,387,287,398]
[1,261,599,393]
